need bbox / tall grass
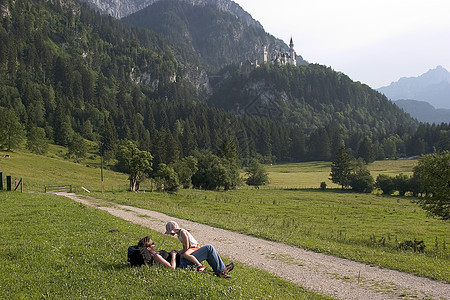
[0,192,329,299]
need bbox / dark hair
[138,236,153,248]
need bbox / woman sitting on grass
[164,221,205,272]
[138,236,234,278]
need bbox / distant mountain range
[394,100,450,124]
[377,66,450,109]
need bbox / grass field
[1,147,448,284]
[266,160,417,189]
[0,192,330,299]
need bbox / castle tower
[263,45,268,63]
[289,37,296,66]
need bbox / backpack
[127,245,153,267]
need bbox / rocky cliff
[81,0,262,29]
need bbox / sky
[233,0,450,89]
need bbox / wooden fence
[44,185,73,193]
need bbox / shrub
[320,182,327,190]
[349,172,374,193]
[393,173,410,196]
[245,159,269,187]
[376,174,395,195]
[155,163,180,192]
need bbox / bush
[349,172,374,193]
[320,182,327,190]
[245,159,269,187]
[376,174,395,195]
[393,174,410,196]
[349,159,374,193]
[155,163,180,192]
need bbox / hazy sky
[233,0,450,89]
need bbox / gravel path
[57,192,449,300]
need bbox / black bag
[127,245,153,267]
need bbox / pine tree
[330,145,352,189]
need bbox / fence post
[6,175,11,191]
[0,172,2,190]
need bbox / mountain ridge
[377,66,450,109]
[394,99,450,124]
[80,0,263,29]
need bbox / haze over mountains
[378,66,450,109]
[377,66,450,123]
[393,100,450,124]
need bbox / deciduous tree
[0,107,25,151]
[119,140,153,192]
[26,126,48,155]
[413,151,450,219]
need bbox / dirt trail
[57,192,449,300]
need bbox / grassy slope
[0,144,128,192]
[0,192,327,299]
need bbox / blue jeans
[179,244,226,274]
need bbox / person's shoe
[223,262,235,274]
[217,272,232,279]
[197,265,206,272]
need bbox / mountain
[80,0,263,29]
[0,0,320,163]
[377,66,450,109]
[394,100,450,124]
[5,0,443,164]
[121,0,306,74]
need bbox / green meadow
[0,192,328,299]
[1,147,449,286]
[266,160,417,189]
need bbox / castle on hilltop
[240,37,297,74]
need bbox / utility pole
[99,142,104,194]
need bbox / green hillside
[0,144,127,192]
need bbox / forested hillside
[0,0,308,164]
[210,63,416,136]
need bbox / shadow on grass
[284,187,357,194]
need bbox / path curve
[57,193,449,300]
